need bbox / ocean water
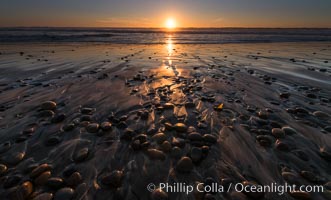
[0,28,330,44]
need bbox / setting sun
[165,18,176,29]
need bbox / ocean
[0,28,331,44]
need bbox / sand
[0,42,330,200]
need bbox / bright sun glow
[166,18,176,29]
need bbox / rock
[54,187,74,200]
[100,122,112,131]
[320,148,331,161]
[117,121,128,129]
[174,123,187,132]
[306,93,317,99]
[152,132,167,144]
[300,171,318,183]
[86,123,99,133]
[47,177,64,188]
[0,141,11,154]
[3,151,24,165]
[325,126,331,133]
[81,107,94,115]
[256,135,273,147]
[63,123,75,132]
[203,134,217,144]
[101,170,123,188]
[121,128,135,141]
[188,132,203,141]
[30,164,52,178]
[73,147,89,162]
[289,191,311,200]
[151,188,168,200]
[66,172,83,187]
[32,193,53,200]
[0,163,7,175]
[190,147,202,163]
[258,111,268,119]
[161,141,172,152]
[80,115,92,122]
[45,136,61,146]
[51,113,66,123]
[176,157,193,173]
[39,110,55,117]
[275,139,290,151]
[35,171,51,185]
[41,101,57,110]
[17,181,34,199]
[164,103,174,109]
[280,92,290,99]
[164,122,173,130]
[271,128,285,138]
[313,111,330,120]
[187,126,196,133]
[171,147,182,158]
[146,149,166,160]
[4,175,22,188]
[282,172,300,185]
[282,126,297,135]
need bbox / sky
[0,0,330,28]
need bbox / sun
[165,18,176,29]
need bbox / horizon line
[1,26,331,29]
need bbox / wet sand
[0,42,330,200]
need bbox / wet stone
[46,136,61,146]
[86,123,99,133]
[117,121,128,129]
[176,157,193,173]
[4,152,25,165]
[30,164,52,178]
[75,182,88,199]
[171,147,182,158]
[164,122,173,130]
[151,188,168,200]
[0,163,7,175]
[54,187,74,200]
[73,147,89,162]
[81,107,94,115]
[101,170,123,188]
[41,101,57,110]
[275,139,290,151]
[152,132,167,144]
[280,92,290,99]
[313,111,330,120]
[66,172,83,187]
[320,148,331,161]
[63,123,75,132]
[100,122,112,131]
[35,171,51,185]
[174,123,187,132]
[51,113,66,123]
[32,193,53,200]
[256,135,273,147]
[190,147,202,163]
[271,128,285,138]
[300,171,318,183]
[161,141,172,152]
[0,141,11,154]
[282,172,300,185]
[203,134,217,144]
[4,175,22,188]
[164,103,174,109]
[282,126,297,135]
[80,115,92,122]
[39,110,55,118]
[146,149,166,160]
[47,177,64,188]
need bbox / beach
[0,41,331,200]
